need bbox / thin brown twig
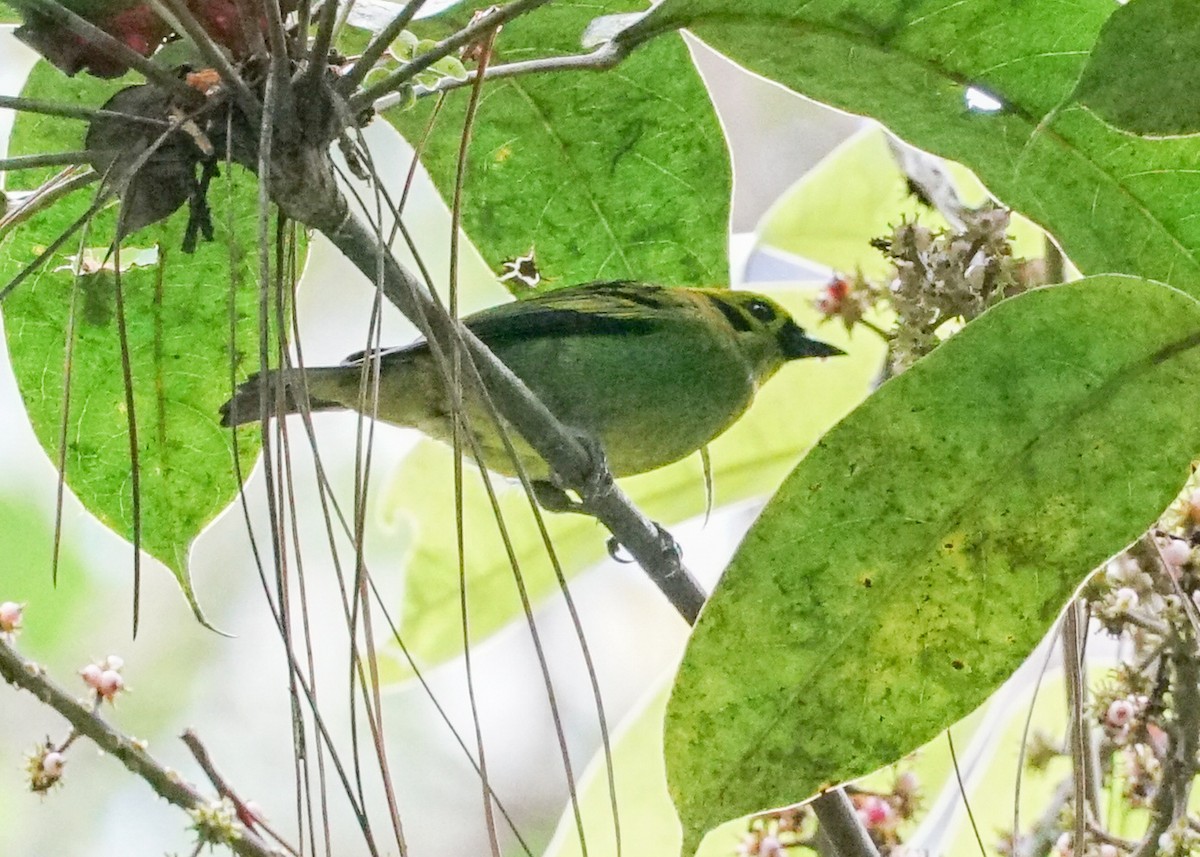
[1131,627,1200,857]
[1062,601,1097,852]
[336,0,427,94]
[0,94,171,126]
[301,0,342,92]
[347,0,553,111]
[109,239,144,636]
[182,729,302,857]
[0,150,100,170]
[0,167,97,241]
[386,43,624,108]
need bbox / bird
[220,280,844,504]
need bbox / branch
[812,790,882,857]
[1132,628,1200,857]
[182,730,300,857]
[321,206,707,622]
[336,0,427,95]
[0,635,285,857]
[346,0,553,112]
[1062,602,1100,839]
[377,42,624,110]
[370,11,684,112]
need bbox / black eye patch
[746,299,776,323]
[703,293,753,332]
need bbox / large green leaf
[386,0,731,289]
[665,276,1200,851]
[633,0,1200,296]
[0,64,273,621]
[1075,0,1200,137]
[541,677,987,857]
[381,289,886,671]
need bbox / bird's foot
[531,480,583,513]
[606,523,682,566]
[566,428,614,501]
[533,429,613,514]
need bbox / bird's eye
[746,299,776,323]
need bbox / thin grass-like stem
[51,209,95,587]
[0,167,97,240]
[948,731,988,857]
[109,239,145,636]
[446,25,503,856]
[0,150,98,170]
[0,94,171,126]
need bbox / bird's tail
[219,368,346,427]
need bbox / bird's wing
[341,281,670,366]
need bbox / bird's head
[704,290,845,379]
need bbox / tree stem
[812,790,881,857]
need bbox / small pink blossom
[1161,538,1192,568]
[1106,697,1136,729]
[0,601,23,634]
[856,795,894,829]
[96,669,125,702]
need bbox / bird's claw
[569,428,613,499]
[606,523,681,566]
[531,480,582,513]
[533,429,612,514]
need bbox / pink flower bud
[758,835,783,857]
[80,663,103,690]
[0,601,23,633]
[856,795,894,828]
[97,669,124,701]
[1161,538,1192,567]
[1106,698,1136,729]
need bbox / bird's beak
[779,321,846,359]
